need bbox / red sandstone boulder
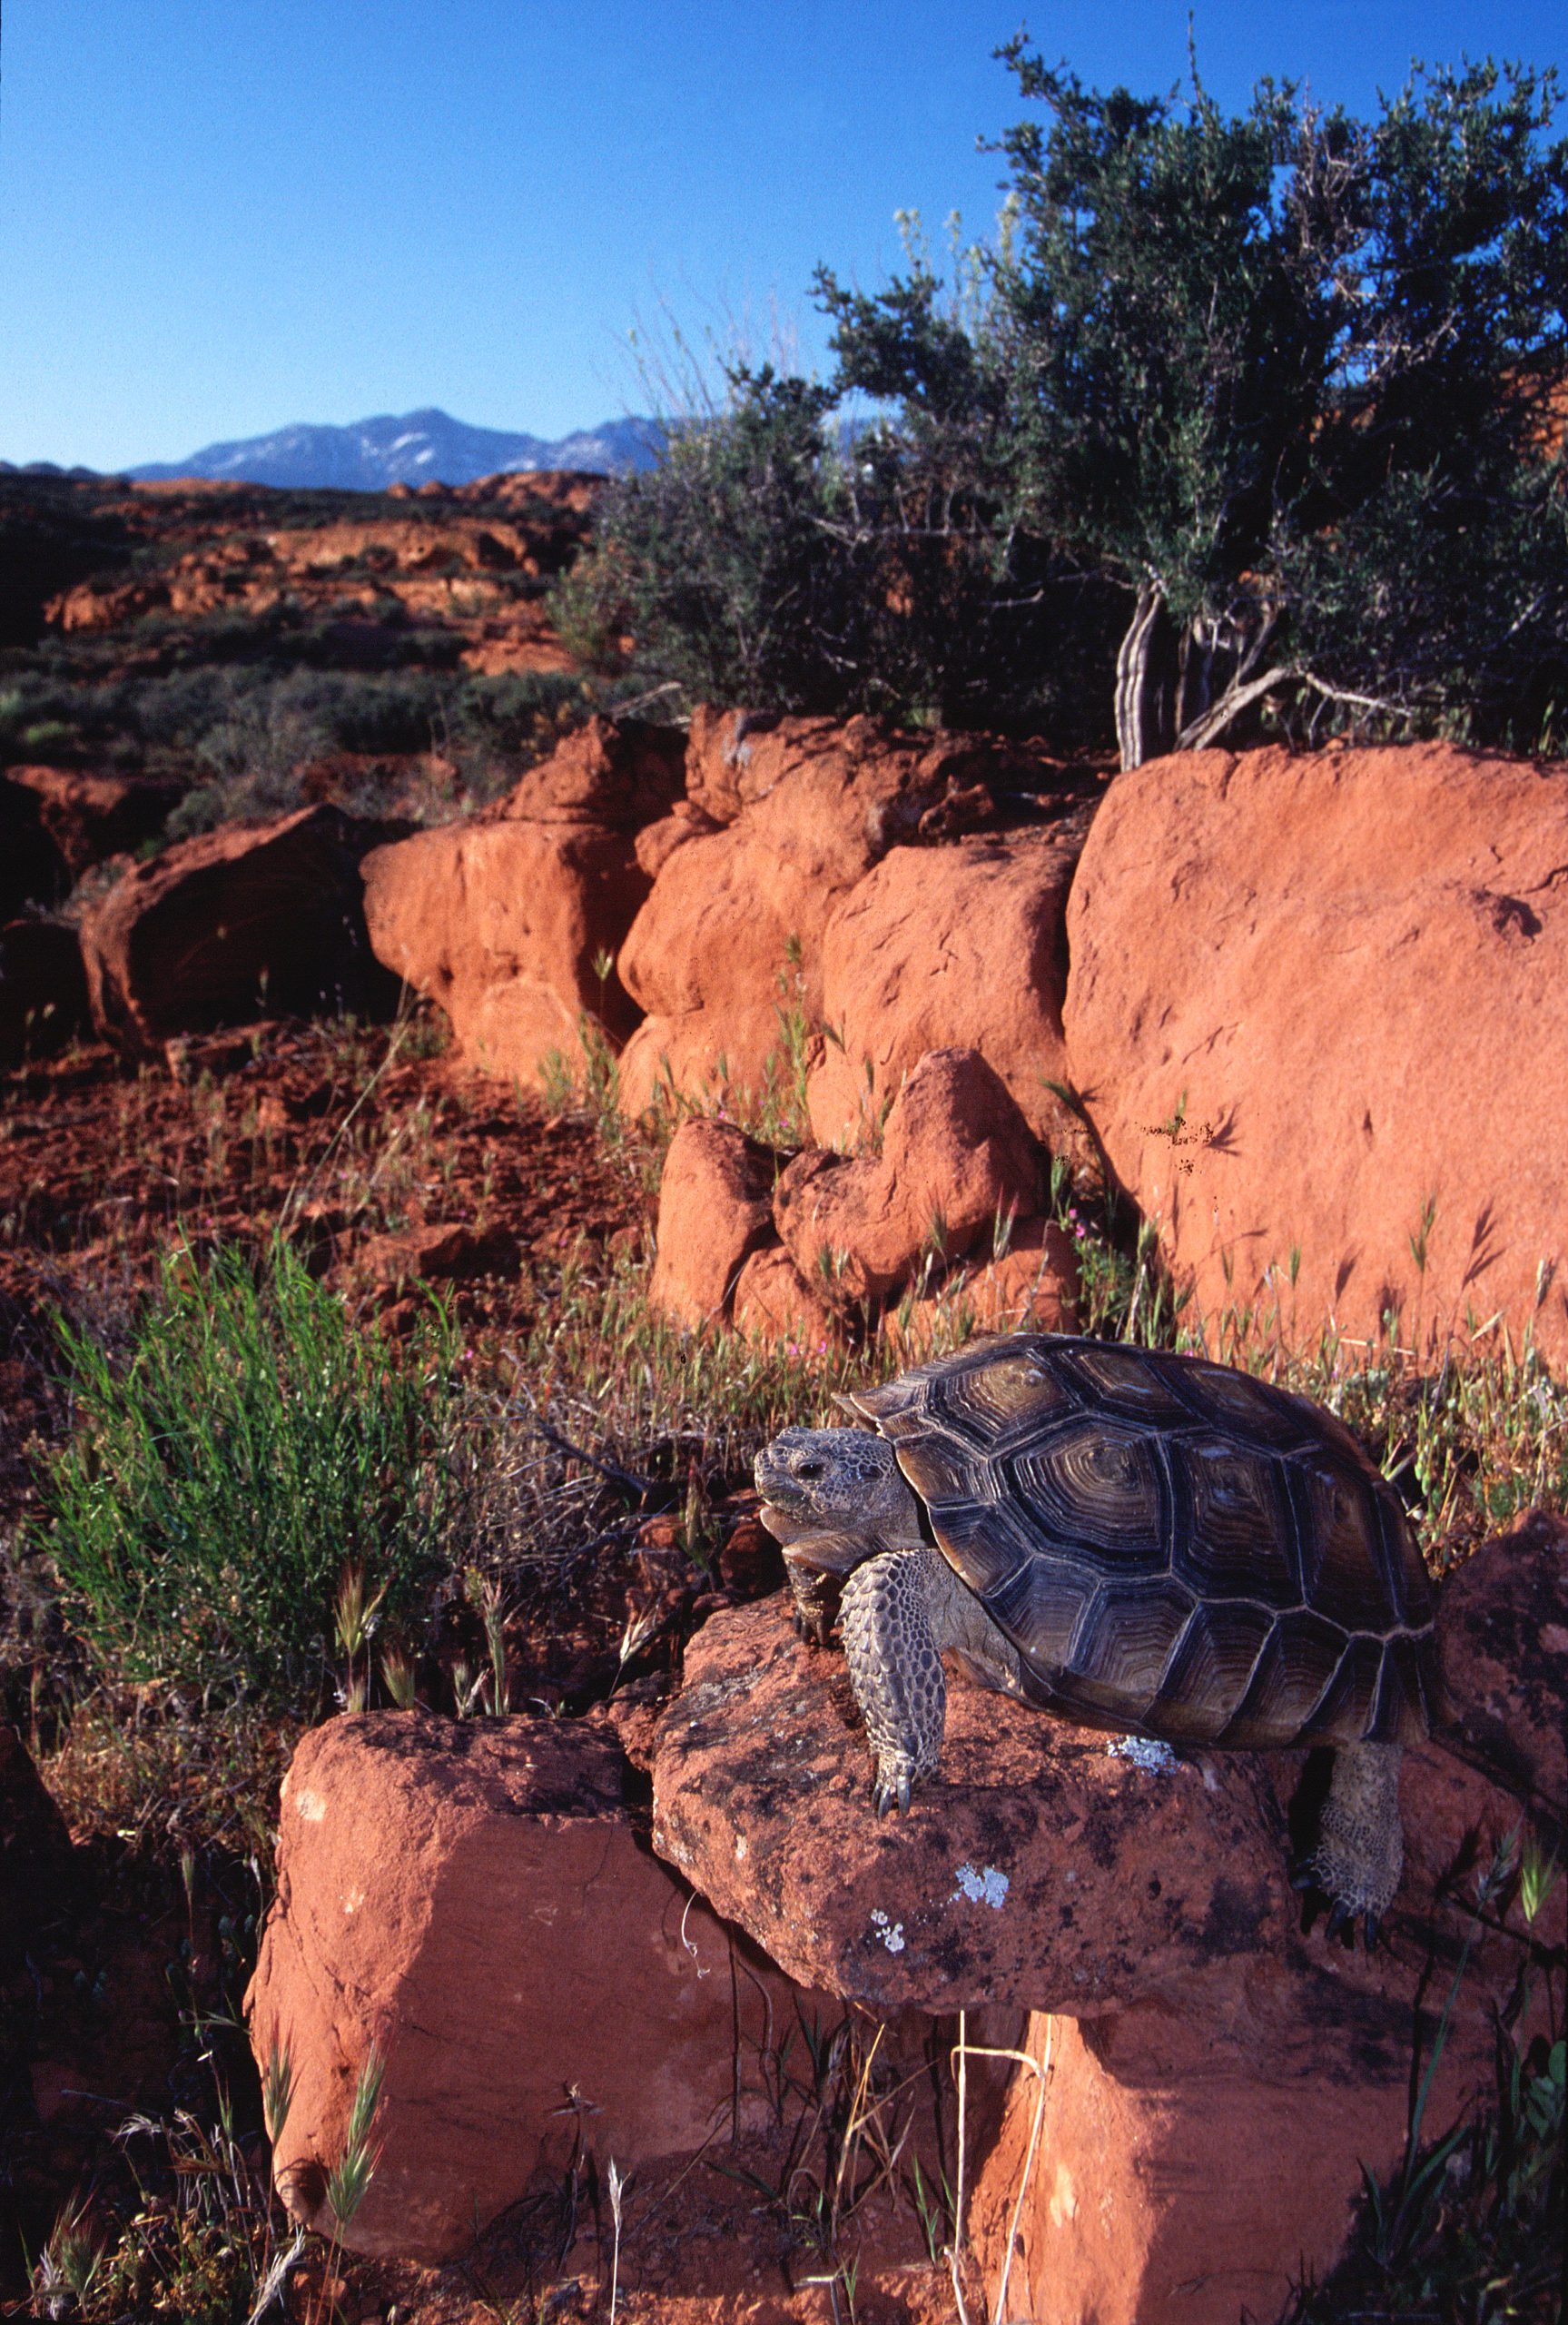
[616,713,1033,1118]
[1064,742,1568,1364]
[966,2000,1479,2325]
[361,818,646,1087]
[774,1048,1041,1305]
[80,805,399,1051]
[731,1243,846,1352]
[647,1118,781,1330]
[355,1221,520,1290]
[0,916,88,1066]
[1432,1508,1567,1821]
[651,1524,1564,2325]
[246,1712,802,2263]
[806,829,1088,1156]
[632,798,724,882]
[654,1600,1294,2017]
[357,718,680,1088]
[883,1219,1080,1358]
[5,764,180,876]
[498,715,685,830]
[0,772,68,915]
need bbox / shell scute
[1148,1600,1277,1740]
[982,1551,1096,1676]
[1056,1340,1197,1425]
[921,1341,1080,1450]
[1004,1418,1169,1573]
[1288,1457,1408,1630]
[890,1428,985,1515]
[1060,1573,1197,1721]
[922,1495,1040,1602]
[1375,1634,1436,1743]
[1218,1608,1355,1746]
[1295,1633,1389,1745]
[1166,1434,1301,1605]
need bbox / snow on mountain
[125,408,663,489]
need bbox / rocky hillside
[4,463,600,668]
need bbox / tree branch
[1175,662,1297,750]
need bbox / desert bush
[35,1236,459,1711]
[558,362,1119,736]
[834,54,1568,765]
[587,54,1567,760]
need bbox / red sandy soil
[0,1014,637,1524]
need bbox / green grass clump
[35,1235,458,1713]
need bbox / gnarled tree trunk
[1113,582,1178,770]
[1116,584,1286,768]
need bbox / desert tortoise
[755,1332,1437,1944]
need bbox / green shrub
[36,1237,459,1711]
[555,363,1115,734]
[591,55,1567,761]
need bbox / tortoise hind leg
[1309,1741,1405,1944]
[840,1548,948,1812]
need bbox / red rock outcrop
[353,1221,520,1291]
[1064,742,1568,1363]
[0,916,89,1065]
[79,805,400,1051]
[363,817,646,1084]
[774,1048,1041,1305]
[498,715,685,830]
[967,2003,1464,2325]
[615,714,1031,1119]
[806,828,1088,1156]
[651,1520,1564,2325]
[0,773,67,915]
[882,1218,1080,1358]
[246,1712,804,2263]
[731,1243,846,1351]
[647,1118,781,1330]
[4,764,180,876]
[360,719,679,1088]
[1433,1506,1567,1819]
[47,472,602,678]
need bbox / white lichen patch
[951,1862,1010,1910]
[1107,1735,1178,1774]
[869,1907,906,1954]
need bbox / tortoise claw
[1363,1911,1381,1953]
[1325,1899,1355,1946]
[1288,1858,1318,1893]
[872,1764,913,1815]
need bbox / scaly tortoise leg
[1301,1740,1405,1947]
[781,1529,868,1648]
[840,1547,948,1812]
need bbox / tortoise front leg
[781,1530,868,1647]
[840,1547,948,1812]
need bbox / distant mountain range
[0,409,666,490]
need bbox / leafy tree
[822,52,1568,764]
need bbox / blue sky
[1,0,1564,470]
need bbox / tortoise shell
[844,1334,1436,1749]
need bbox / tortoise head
[754,1426,925,1568]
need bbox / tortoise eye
[794,1457,825,1480]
